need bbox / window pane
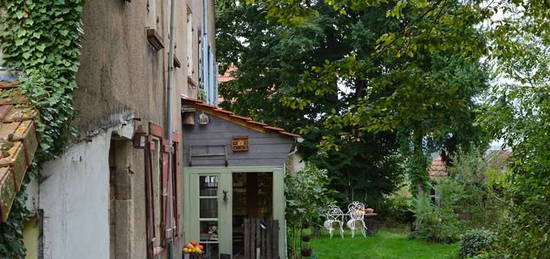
[199,176,218,196]
[200,243,219,259]
[199,221,219,242]
[200,198,217,218]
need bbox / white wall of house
[39,120,133,259]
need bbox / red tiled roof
[428,156,447,179]
[181,96,300,139]
[218,66,237,83]
[0,81,39,222]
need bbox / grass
[308,228,458,259]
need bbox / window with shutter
[186,6,194,77]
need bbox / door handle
[223,190,228,202]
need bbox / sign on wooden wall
[232,136,249,152]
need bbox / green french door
[184,167,286,259]
[185,169,232,258]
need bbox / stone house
[1,0,217,258]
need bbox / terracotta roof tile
[0,81,39,223]
[214,108,234,115]
[246,120,268,126]
[264,126,284,131]
[0,81,19,89]
[231,115,253,121]
[181,97,299,139]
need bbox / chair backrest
[325,204,344,221]
[347,201,366,220]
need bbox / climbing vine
[0,0,84,257]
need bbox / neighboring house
[428,156,448,180]
[0,1,217,259]
[427,156,447,203]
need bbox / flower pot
[184,254,204,259]
[301,248,312,257]
[302,234,311,242]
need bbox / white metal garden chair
[346,201,368,238]
[323,204,345,239]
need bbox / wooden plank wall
[244,219,279,259]
[183,114,294,167]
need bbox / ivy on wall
[0,0,85,257]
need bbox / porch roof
[0,81,39,222]
[181,97,300,139]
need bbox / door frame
[183,166,286,258]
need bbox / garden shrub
[410,149,509,244]
[285,164,334,258]
[409,194,461,243]
[458,229,496,258]
[382,184,415,226]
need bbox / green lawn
[308,229,458,259]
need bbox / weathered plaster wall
[39,0,216,257]
[73,0,207,134]
[39,121,135,259]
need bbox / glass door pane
[232,172,273,258]
[199,175,219,259]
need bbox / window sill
[147,28,164,51]
[187,76,198,89]
[174,55,182,68]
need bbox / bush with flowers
[183,241,203,255]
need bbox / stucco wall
[74,0,213,134]
[40,132,112,259]
[39,119,136,259]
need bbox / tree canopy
[216,0,490,201]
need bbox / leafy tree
[216,0,489,201]
[483,86,550,257]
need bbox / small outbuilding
[181,97,301,259]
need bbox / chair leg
[361,220,367,238]
[329,228,333,239]
[340,225,344,239]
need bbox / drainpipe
[165,0,176,257]
[202,0,209,103]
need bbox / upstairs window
[146,0,157,29]
[186,6,194,77]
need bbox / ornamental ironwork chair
[346,201,368,238]
[323,204,345,239]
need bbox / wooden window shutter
[161,141,170,247]
[171,140,180,236]
[144,136,155,258]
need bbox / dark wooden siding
[182,113,295,167]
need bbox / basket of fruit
[183,241,204,259]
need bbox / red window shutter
[161,144,170,247]
[144,136,155,259]
[171,141,180,236]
